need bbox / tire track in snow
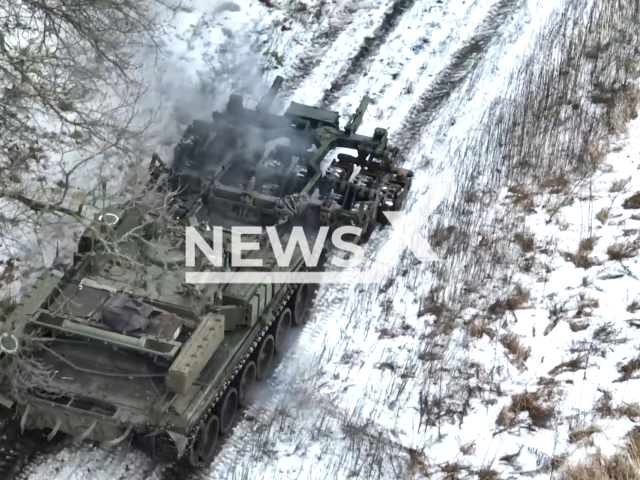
[275,0,371,95]
[277,0,398,102]
[328,0,499,128]
[394,0,524,150]
[318,0,422,108]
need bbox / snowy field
[4,0,639,478]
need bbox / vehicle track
[318,0,422,108]
[274,0,373,97]
[393,0,524,151]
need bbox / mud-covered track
[319,0,421,108]
[395,0,523,149]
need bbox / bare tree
[0,0,183,282]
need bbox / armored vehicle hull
[0,76,413,468]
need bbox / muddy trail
[319,0,421,107]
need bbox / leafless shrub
[0,0,186,302]
[596,207,611,225]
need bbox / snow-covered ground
[10,0,640,478]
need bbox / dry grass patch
[561,427,640,480]
[429,224,458,249]
[575,292,600,317]
[459,440,476,456]
[616,402,640,420]
[610,178,630,193]
[466,318,497,340]
[496,386,559,430]
[500,333,531,370]
[506,184,536,211]
[514,231,535,252]
[607,241,638,261]
[488,284,531,316]
[549,356,587,376]
[509,292,532,312]
[539,172,570,194]
[562,236,600,269]
[568,425,601,446]
[615,356,640,382]
[439,461,468,478]
[407,448,427,475]
[570,320,590,332]
[628,298,640,313]
[623,192,640,209]
[595,389,615,417]
[477,468,500,480]
[596,207,610,225]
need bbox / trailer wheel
[235,361,256,407]
[293,284,310,326]
[273,308,292,353]
[190,413,219,465]
[216,387,238,434]
[255,334,274,381]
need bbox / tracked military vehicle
[0,76,413,467]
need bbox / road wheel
[216,387,238,434]
[273,308,292,353]
[255,334,274,381]
[235,361,256,408]
[190,413,219,466]
[293,284,310,326]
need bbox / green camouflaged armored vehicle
[0,76,413,467]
